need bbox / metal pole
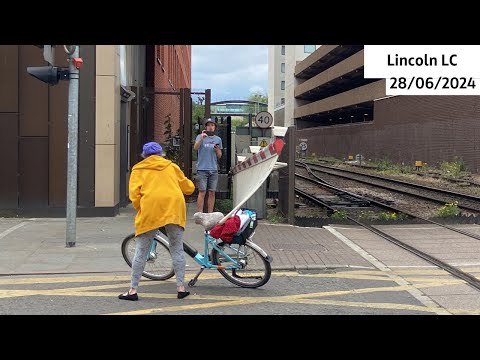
[205,89,211,118]
[66,45,80,247]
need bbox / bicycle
[121,210,273,288]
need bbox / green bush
[266,213,287,224]
[440,157,468,177]
[436,201,460,217]
[358,210,377,221]
[377,211,399,221]
[375,158,394,171]
[214,198,233,214]
[331,209,348,220]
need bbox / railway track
[294,161,480,292]
[297,160,480,214]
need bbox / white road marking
[0,222,27,240]
[323,225,451,315]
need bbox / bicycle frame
[122,225,272,288]
[190,231,246,270]
[149,229,246,270]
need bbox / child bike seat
[193,212,225,230]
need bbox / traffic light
[26,66,69,85]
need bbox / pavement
[4,203,480,315]
[3,201,480,279]
[0,202,373,276]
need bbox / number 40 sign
[254,111,273,129]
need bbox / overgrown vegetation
[266,212,287,224]
[315,156,343,165]
[372,158,413,175]
[439,157,469,177]
[377,211,409,221]
[331,209,348,220]
[436,201,460,217]
[299,153,472,181]
[163,113,181,165]
[357,210,409,222]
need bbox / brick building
[293,45,480,173]
[0,45,192,217]
[146,45,191,146]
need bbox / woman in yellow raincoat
[119,142,195,301]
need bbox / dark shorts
[196,170,219,192]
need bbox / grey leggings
[130,224,186,289]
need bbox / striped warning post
[231,138,284,175]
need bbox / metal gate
[192,114,232,200]
[137,87,192,179]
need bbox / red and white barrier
[231,138,284,175]
[219,126,288,224]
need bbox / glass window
[281,63,285,73]
[281,81,285,90]
[304,45,316,53]
[281,97,285,105]
[281,45,285,55]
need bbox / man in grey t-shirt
[193,118,223,213]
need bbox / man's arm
[193,132,206,150]
[214,144,222,159]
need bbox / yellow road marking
[109,299,261,315]
[0,271,470,299]
[283,299,437,313]
[2,270,479,315]
[0,272,227,285]
[297,273,393,281]
[0,275,132,285]
[106,283,448,315]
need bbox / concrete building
[292,45,480,173]
[268,45,319,126]
[0,45,191,217]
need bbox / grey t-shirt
[195,134,223,171]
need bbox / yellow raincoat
[129,155,195,236]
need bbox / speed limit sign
[254,111,273,129]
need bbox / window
[281,81,285,90]
[281,97,285,105]
[304,45,316,53]
[281,63,285,73]
[281,45,285,55]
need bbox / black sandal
[177,291,190,299]
[118,291,138,301]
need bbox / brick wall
[153,45,191,145]
[295,96,480,173]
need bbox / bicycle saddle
[193,212,225,230]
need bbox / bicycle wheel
[121,231,175,281]
[211,241,272,288]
